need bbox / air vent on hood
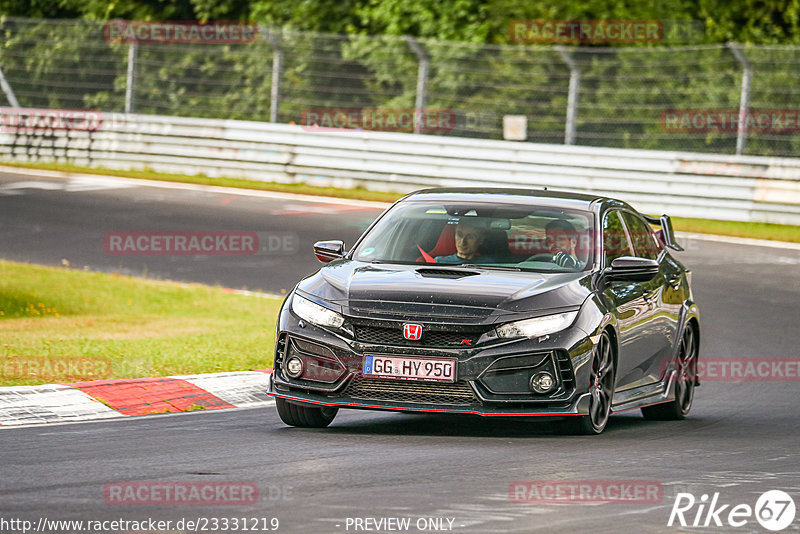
[415,268,480,278]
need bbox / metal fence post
[556,46,580,145]
[405,37,430,134]
[124,42,137,114]
[265,28,283,123]
[728,43,752,156]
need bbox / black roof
[404,187,619,210]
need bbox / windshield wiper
[459,264,522,271]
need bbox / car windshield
[352,200,595,272]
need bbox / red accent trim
[269,392,587,417]
[67,377,235,416]
[416,245,436,263]
[429,224,457,258]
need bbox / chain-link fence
[2,17,800,157]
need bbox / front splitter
[267,382,591,418]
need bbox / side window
[603,210,632,265]
[621,212,660,260]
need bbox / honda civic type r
[267,188,700,434]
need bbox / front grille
[353,324,485,347]
[343,377,480,406]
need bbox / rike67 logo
[669,490,796,531]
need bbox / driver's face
[546,230,574,254]
[455,224,484,259]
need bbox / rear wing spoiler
[643,214,684,251]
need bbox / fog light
[530,371,556,393]
[285,356,303,378]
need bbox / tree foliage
[2,1,799,156]
[2,0,800,44]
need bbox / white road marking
[0,176,134,195]
[0,180,63,195]
[0,165,390,208]
[63,176,135,192]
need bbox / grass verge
[0,260,283,386]
[2,160,799,243]
[671,217,800,243]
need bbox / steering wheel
[526,251,580,269]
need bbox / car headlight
[496,311,578,339]
[291,294,344,328]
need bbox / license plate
[363,355,456,382]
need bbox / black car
[267,188,700,434]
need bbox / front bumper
[266,305,598,417]
[269,373,592,417]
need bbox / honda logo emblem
[403,323,423,340]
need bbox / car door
[620,210,677,386]
[600,209,658,392]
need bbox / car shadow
[314,412,655,438]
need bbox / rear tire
[642,323,697,421]
[275,397,338,428]
[561,331,615,435]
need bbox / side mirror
[313,240,345,263]
[608,256,659,281]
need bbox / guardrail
[1,110,799,225]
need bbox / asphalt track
[1,168,800,533]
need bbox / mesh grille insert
[343,377,480,406]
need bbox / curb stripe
[0,384,120,426]
[66,377,236,416]
[1,370,275,427]
[176,371,273,409]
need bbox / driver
[435,218,496,264]
[545,219,581,269]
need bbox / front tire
[562,331,615,435]
[642,323,697,421]
[276,397,338,428]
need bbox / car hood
[295,260,593,323]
